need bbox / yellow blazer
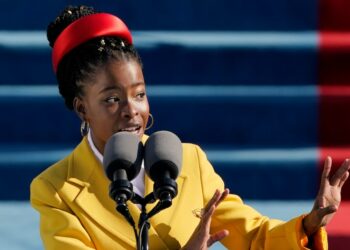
[31,137,327,249]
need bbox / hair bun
[47,5,96,48]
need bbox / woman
[30,5,349,250]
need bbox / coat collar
[67,134,149,185]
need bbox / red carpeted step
[320,0,350,31]
[326,202,350,249]
[319,32,350,85]
[318,86,350,146]
[319,1,350,247]
[320,32,350,51]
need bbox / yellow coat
[30,137,327,249]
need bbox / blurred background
[0,0,349,249]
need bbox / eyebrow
[98,82,145,94]
[98,85,120,94]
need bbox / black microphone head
[144,131,182,181]
[103,132,143,181]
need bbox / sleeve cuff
[298,215,328,250]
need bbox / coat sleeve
[194,145,328,250]
[30,176,96,250]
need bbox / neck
[87,130,104,161]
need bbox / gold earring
[145,114,154,131]
[80,121,90,137]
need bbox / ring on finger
[192,208,205,219]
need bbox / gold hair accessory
[67,10,73,15]
[98,38,106,52]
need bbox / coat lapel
[67,138,138,248]
[144,159,188,249]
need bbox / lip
[118,124,142,135]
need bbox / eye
[136,92,146,99]
[105,96,120,103]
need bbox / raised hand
[182,189,230,250]
[303,156,350,235]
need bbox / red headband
[52,13,133,73]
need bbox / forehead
[87,59,145,92]
[106,59,143,80]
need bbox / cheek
[139,101,149,113]
[137,100,150,123]
[89,109,116,143]
[88,106,110,120]
[141,99,150,113]
[86,104,116,130]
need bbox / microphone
[144,131,182,204]
[103,132,143,180]
[103,132,143,226]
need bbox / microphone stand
[131,192,154,250]
[114,190,174,250]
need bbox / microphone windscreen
[103,132,143,181]
[144,131,182,181]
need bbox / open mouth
[118,125,142,134]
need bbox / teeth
[120,126,140,132]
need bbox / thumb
[318,205,338,218]
[207,230,229,247]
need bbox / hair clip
[98,39,106,52]
[120,40,125,48]
[67,10,73,15]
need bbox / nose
[121,99,139,118]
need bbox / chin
[137,129,145,139]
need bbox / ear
[73,97,87,121]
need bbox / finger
[322,156,332,180]
[198,206,214,236]
[318,205,338,219]
[202,202,224,234]
[204,189,221,213]
[338,170,349,188]
[201,194,223,230]
[330,158,350,186]
[202,204,216,221]
[207,230,229,247]
[215,188,230,207]
[319,156,332,191]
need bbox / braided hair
[47,5,142,110]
